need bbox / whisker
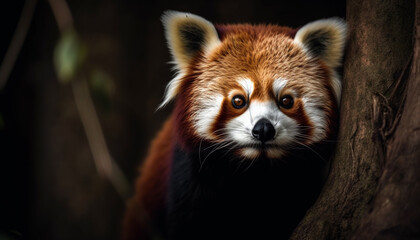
[248,105,254,126]
[198,137,204,167]
[199,141,234,172]
[235,156,250,174]
[242,156,257,173]
[289,140,328,163]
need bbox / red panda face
[161,11,347,159]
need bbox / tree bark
[291,0,418,239]
[350,2,420,239]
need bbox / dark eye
[279,95,294,109]
[232,95,247,109]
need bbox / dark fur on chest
[164,144,329,240]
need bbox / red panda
[123,11,347,240]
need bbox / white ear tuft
[162,11,221,70]
[158,11,221,109]
[294,18,347,68]
[156,73,183,110]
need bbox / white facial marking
[193,93,224,138]
[226,100,299,159]
[272,78,288,96]
[241,148,260,159]
[301,96,327,142]
[237,78,254,97]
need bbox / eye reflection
[232,95,247,109]
[279,95,294,109]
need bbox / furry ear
[162,11,221,70]
[158,11,221,109]
[294,18,347,68]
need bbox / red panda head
[160,11,347,159]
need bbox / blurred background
[0,1,345,239]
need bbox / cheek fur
[240,148,260,159]
[192,94,224,139]
[225,110,254,145]
[279,98,314,143]
[210,97,248,140]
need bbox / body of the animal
[123,11,347,240]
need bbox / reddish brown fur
[316,62,339,140]
[123,117,174,240]
[211,96,248,139]
[124,23,339,240]
[216,24,297,40]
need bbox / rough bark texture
[350,2,420,239]
[291,0,418,239]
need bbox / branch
[0,0,38,90]
[48,0,132,200]
[47,0,73,32]
[72,76,131,199]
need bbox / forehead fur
[216,24,297,40]
[192,24,331,101]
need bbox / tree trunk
[291,0,419,239]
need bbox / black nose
[252,118,275,142]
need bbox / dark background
[0,1,345,239]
